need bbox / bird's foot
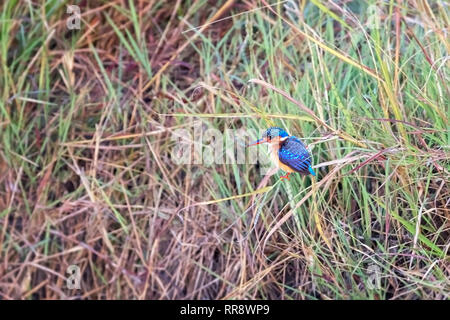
[280,173,291,181]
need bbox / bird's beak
[247,137,267,147]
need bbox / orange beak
[247,137,268,147]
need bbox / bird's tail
[308,165,316,176]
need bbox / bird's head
[248,127,289,146]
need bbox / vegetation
[0,0,448,299]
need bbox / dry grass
[0,0,449,299]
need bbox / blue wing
[278,136,316,176]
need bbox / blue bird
[248,127,316,180]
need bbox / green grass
[0,0,448,299]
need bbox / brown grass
[0,0,448,299]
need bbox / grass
[0,0,449,299]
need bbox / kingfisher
[248,127,316,180]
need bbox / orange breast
[278,159,295,173]
[270,144,295,173]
